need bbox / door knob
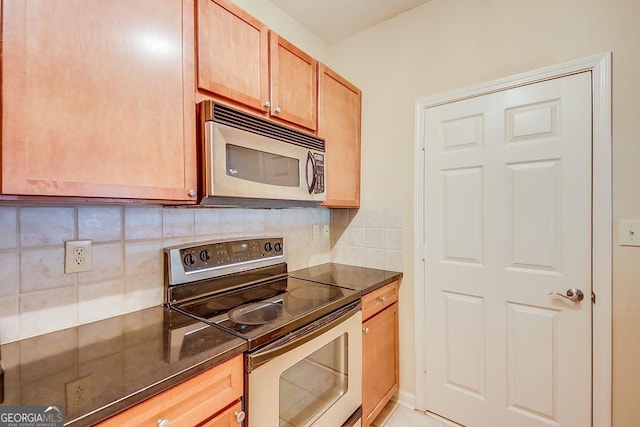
[548,288,584,302]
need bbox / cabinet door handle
[362,327,370,334]
[263,101,271,108]
[157,419,170,427]
[378,296,386,303]
[235,411,246,423]
[274,106,281,114]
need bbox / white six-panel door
[423,72,592,427]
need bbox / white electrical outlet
[322,224,330,239]
[65,240,93,273]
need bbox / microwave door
[207,122,323,202]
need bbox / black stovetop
[172,273,359,351]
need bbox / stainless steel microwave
[198,101,326,207]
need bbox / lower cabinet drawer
[362,281,399,321]
[97,355,243,427]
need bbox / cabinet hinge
[591,291,596,304]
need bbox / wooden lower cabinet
[361,282,399,427]
[97,355,243,427]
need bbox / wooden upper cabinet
[196,0,269,112]
[269,33,318,131]
[196,0,317,131]
[318,64,362,208]
[1,0,198,201]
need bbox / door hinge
[423,355,427,375]
[591,291,596,304]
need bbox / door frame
[413,52,612,426]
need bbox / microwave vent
[210,103,325,152]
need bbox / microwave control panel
[313,153,325,194]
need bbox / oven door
[203,121,326,203]
[247,303,362,427]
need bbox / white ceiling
[270,0,431,44]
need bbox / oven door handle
[247,301,361,372]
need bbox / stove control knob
[183,253,195,266]
[264,242,272,252]
[274,242,282,252]
[199,249,211,262]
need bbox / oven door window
[279,334,349,426]
[226,144,300,187]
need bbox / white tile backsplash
[124,206,163,240]
[0,251,18,297]
[384,229,403,250]
[77,280,124,324]
[20,247,74,292]
[77,243,123,284]
[78,206,122,242]
[20,207,75,247]
[0,206,17,249]
[19,287,76,338]
[365,228,384,249]
[124,273,164,313]
[349,228,366,247]
[384,208,404,229]
[365,208,384,228]
[0,296,19,342]
[194,209,222,236]
[163,208,195,238]
[0,204,332,344]
[331,207,404,272]
[124,241,163,276]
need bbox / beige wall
[325,0,640,424]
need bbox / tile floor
[371,401,460,427]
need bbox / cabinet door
[197,0,269,112]
[269,33,318,131]
[362,303,399,427]
[1,0,197,201]
[318,64,361,207]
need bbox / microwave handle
[306,151,317,194]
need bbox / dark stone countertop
[289,263,403,294]
[0,306,246,426]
